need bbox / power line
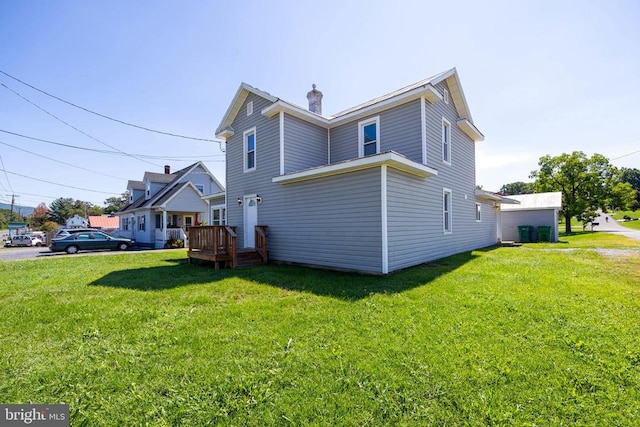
[0,139,125,180]
[0,168,120,195]
[0,69,222,144]
[0,129,224,160]
[1,82,161,167]
[611,148,640,161]
[0,155,14,193]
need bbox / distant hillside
[0,203,34,217]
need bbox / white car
[10,235,43,247]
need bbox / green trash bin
[517,225,532,243]
[538,226,551,242]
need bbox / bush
[164,238,184,248]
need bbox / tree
[530,151,616,233]
[609,181,637,212]
[103,193,128,214]
[30,203,50,229]
[619,167,640,210]
[499,181,534,195]
[48,198,103,224]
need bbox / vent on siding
[247,101,253,116]
[443,88,449,104]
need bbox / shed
[500,192,562,242]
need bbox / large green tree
[103,193,128,214]
[530,151,617,233]
[619,167,640,210]
[49,198,103,224]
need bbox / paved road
[0,246,152,262]
[593,211,640,243]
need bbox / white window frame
[247,101,253,116]
[195,184,204,193]
[211,204,226,226]
[443,188,452,234]
[358,116,380,157]
[443,88,450,104]
[442,118,451,165]
[475,203,481,222]
[138,215,146,232]
[244,127,257,172]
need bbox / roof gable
[219,68,481,136]
[215,83,278,136]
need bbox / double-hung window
[138,215,146,232]
[244,128,256,172]
[443,188,452,233]
[442,118,451,164]
[358,116,380,157]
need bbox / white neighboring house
[66,214,89,229]
[116,162,225,249]
[500,192,562,242]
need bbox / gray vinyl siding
[329,99,423,164]
[284,115,328,173]
[179,164,224,194]
[226,93,281,248]
[501,210,557,242]
[386,169,498,272]
[265,169,383,273]
[164,188,208,213]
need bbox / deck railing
[188,226,237,268]
[255,225,268,263]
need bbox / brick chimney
[164,165,170,174]
[306,84,323,115]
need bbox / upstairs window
[195,184,204,193]
[359,116,380,157]
[442,118,451,164]
[244,128,256,172]
[443,188,452,233]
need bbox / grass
[1,235,639,425]
[611,210,640,231]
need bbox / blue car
[49,231,135,254]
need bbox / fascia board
[457,119,485,142]
[273,152,438,184]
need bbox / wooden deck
[187,225,267,268]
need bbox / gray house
[117,162,225,248]
[214,68,511,274]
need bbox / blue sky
[1,0,639,208]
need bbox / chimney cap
[306,84,323,115]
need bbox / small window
[138,215,146,231]
[244,128,256,172]
[358,116,380,157]
[212,206,226,225]
[443,88,450,104]
[195,184,204,193]
[442,118,451,164]
[475,203,481,222]
[247,101,253,116]
[443,189,452,233]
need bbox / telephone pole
[6,194,19,221]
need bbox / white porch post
[163,210,168,243]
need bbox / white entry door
[244,196,258,248]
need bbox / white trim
[216,83,277,135]
[443,188,452,234]
[457,118,484,142]
[358,116,380,157]
[327,128,331,164]
[443,88,449,104]
[475,202,482,222]
[272,152,438,184]
[381,165,388,274]
[243,127,257,173]
[247,101,253,116]
[420,97,427,165]
[442,117,451,165]
[261,86,442,129]
[279,112,285,175]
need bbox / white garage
[500,192,562,243]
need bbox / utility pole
[6,194,19,221]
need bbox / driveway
[593,212,640,243]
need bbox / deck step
[236,250,266,267]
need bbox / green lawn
[1,234,639,425]
[611,210,640,231]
